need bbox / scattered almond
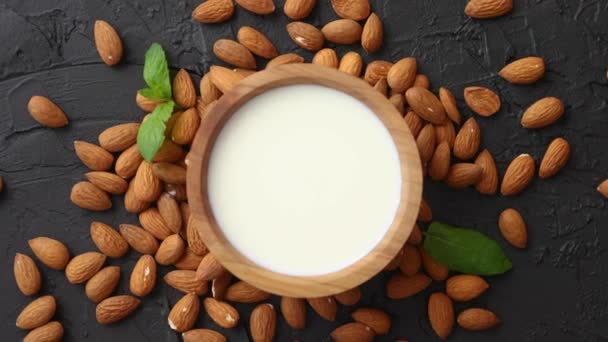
[474,149,499,195]
[521,97,565,129]
[498,208,527,248]
[209,65,245,92]
[446,275,489,302]
[330,0,370,20]
[16,295,56,330]
[96,295,141,324]
[156,234,185,265]
[435,122,456,148]
[173,69,197,108]
[334,286,361,306]
[139,208,173,239]
[133,161,162,202]
[119,223,159,255]
[428,292,454,339]
[152,162,186,185]
[322,19,363,45]
[417,123,436,163]
[157,193,182,233]
[172,107,200,145]
[85,266,121,303]
[153,140,185,163]
[330,322,375,342]
[457,308,500,330]
[499,56,545,84]
[164,270,208,295]
[307,296,337,321]
[418,198,433,222]
[28,237,70,270]
[85,171,128,194]
[187,216,209,256]
[115,144,143,179]
[446,163,483,188]
[98,122,140,152]
[90,221,129,258]
[399,244,422,276]
[183,329,227,342]
[464,86,501,117]
[174,248,204,270]
[439,87,461,124]
[386,273,432,299]
[94,20,122,65]
[539,137,570,179]
[404,110,423,137]
[130,254,157,297]
[364,60,392,85]
[200,73,222,106]
[405,86,448,124]
[23,321,63,342]
[266,53,305,68]
[453,117,481,160]
[284,0,316,19]
[501,154,536,196]
[204,297,240,328]
[280,297,306,329]
[74,140,114,171]
[235,0,275,15]
[27,95,69,128]
[464,0,513,19]
[373,78,388,96]
[211,272,233,300]
[65,252,106,284]
[226,281,271,303]
[352,308,391,335]
[250,303,277,342]
[429,142,451,181]
[213,39,256,69]
[598,179,608,198]
[287,22,325,51]
[196,252,226,281]
[192,0,234,23]
[362,13,383,53]
[414,74,430,89]
[387,57,416,93]
[419,246,449,281]
[338,51,363,77]
[312,48,339,68]
[237,26,278,59]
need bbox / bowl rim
[187,63,423,297]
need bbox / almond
[156,234,185,265]
[90,222,129,258]
[204,297,240,328]
[28,237,69,270]
[168,293,200,332]
[85,266,121,303]
[27,95,68,128]
[250,303,277,342]
[428,292,454,340]
[399,244,422,276]
[195,252,225,281]
[168,183,188,202]
[418,198,433,222]
[446,163,483,188]
[284,0,316,20]
[384,249,403,271]
[419,246,449,281]
[192,0,234,23]
[213,39,256,69]
[416,123,436,163]
[200,74,222,107]
[266,53,305,68]
[331,0,370,20]
[361,13,383,53]
[307,297,337,321]
[414,74,430,89]
[280,297,306,329]
[173,69,197,108]
[74,140,114,171]
[373,78,388,96]
[439,87,461,124]
[322,19,363,45]
[164,270,208,295]
[408,224,423,245]
[98,123,140,152]
[539,137,570,179]
[474,149,499,195]
[16,295,56,330]
[501,154,535,195]
[404,110,423,137]
[457,308,500,330]
[598,179,608,198]
[405,87,448,124]
[498,208,527,248]
[94,20,122,65]
[139,208,172,239]
[136,92,163,112]
[65,252,106,284]
[429,142,451,181]
[183,329,227,342]
[174,248,204,270]
[225,281,271,303]
[435,122,456,148]
[287,22,324,51]
[130,254,157,297]
[23,321,63,342]
[363,60,393,85]
[119,224,159,254]
[465,0,513,19]
[152,162,186,185]
[330,322,375,342]
[521,97,565,129]
[187,216,209,256]
[312,48,339,68]
[157,193,182,233]
[124,181,151,213]
[172,107,200,145]
[133,161,162,202]
[464,86,501,117]
[351,308,391,335]
[453,117,481,160]
[85,171,128,195]
[387,57,416,93]
[338,51,363,77]
[71,181,112,211]
[115,144,143,179]
[446,274,489,302]
[96,295,141,324]
[499,56,545,84]
[209,65,245,93]
[211,272,233,300]
[334,286,361,306]
[152,140,184,163]
[236,0,275,15]
[237,26,278,59]
[386,273,432,299]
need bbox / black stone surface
[1,1,608,341]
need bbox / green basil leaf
[142,43,171,100]
[139,87,165,100]
[137,101,174,161]
[424,222,512,276]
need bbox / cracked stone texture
[1,0,607,341]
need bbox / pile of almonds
[8,0,608,341]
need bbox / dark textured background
[1,0,608,341]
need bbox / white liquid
[207,84,402,276]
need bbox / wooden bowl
[187,64,422,298]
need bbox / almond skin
[74,140,114,171]
[173,69,197,108]
[307,297,337,321]
[195,252,225,281]
[281,297,306,329]
[133,161,162,202]
[85,171,128,194]
[250,303,277,342]
[71,181,112,211]
[464,0,513,19]
[168,293,200,332]
[237,26,278,59]
[331,0,370,20]
[418,198,433,222]
[374,78,388,97]
[339,51,363,77]
[428,292,454,340]
[183,329,226,342]
[598,179,608,198]
[96,295,141,324]
[90,221,129,258]
[446,163,483,188]
[287,22,325,51]
[387,57,417,93]
[16,295,56,330]
[435,122,456,148]
[501,154,536,195]
[152,162,187,185]
[499,56,545,84]
[94,20,122,66]
[416,124,436,163]
[351,308,391,335]
[174,248,203,271]
[154,140,185,163]
[312,48,339,68]
[211,272,233,300]
[209,65,245,93]
[390,94,405,112]
[334,286,361,306]
[200,73,222,106]
[404,110,423,138]
[204,297,240,328]
[236,0,275,15]
[85,266,121,303]
[164,270,208,295]
[439,87,461,124]
[266,53,305,68]
[119,223,159,254]
[172,107,200,145]
[23,321,63,342]
[213,39,256,69]
[157,193,182,233]
[405,87,448,124]
[284,0,316,19]
[330,322,375,342]
[130,254,157,297]
[453,117,481,160]
[364,60,393,85]
[498,208,528,248]
[446,275,489,302]
[98,123,140,152]
[457,308,500,330]
[28,237,70,270]
[362,13,383,53]
[429,142,451,182]
[399,244,422,276]
[419,246,449,281]
[115,144,143,179]
[474,149,499,195]
[521,97,565,128]
[156,234,186,265]
[139,208,173,239]
[65,252,106,284]
[27,95,68,128]
[464,86,501,117]
[192,0,234,23]
[414,74,431,89]
[322,19,363,45]
[539,137,570,179]
[187,216,209,256]
[386,273,432,299]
